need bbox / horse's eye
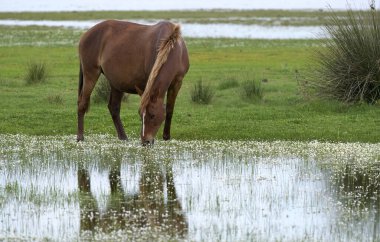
[150,114,155,119]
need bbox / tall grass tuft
[191,80,214,104]
[241,80,263,101]
[25,62,47,85]
[307,5,380,104]
[93,75,128,103]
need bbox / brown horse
[77,20,189,145]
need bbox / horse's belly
[107,75,145,93]
[102,62,147,93]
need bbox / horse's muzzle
[142,139,155,146]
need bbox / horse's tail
[78,62,84,98]
[140,23,181,111]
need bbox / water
[1,135,379,241]
[0,0,373,12]
[0,20,323,39]
[0,0,372,39]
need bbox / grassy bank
[0,25,379,142]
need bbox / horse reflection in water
[77,159,187,239]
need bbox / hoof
[118,136,128,141]
[163,134,171,141]
[77,135,84,142]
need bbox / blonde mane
[140,23,181,112]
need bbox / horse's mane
[140,23,181,112]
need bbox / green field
[0,12,379,143]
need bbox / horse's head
[139,98,166,146]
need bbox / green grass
[46,94,64,105]
[0,25,380,142]
[218,78,239,90]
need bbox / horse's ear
[135,86,143,96]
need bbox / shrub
[25,62,46,84]
[191,80,214,104]
[218,78,240,90]
[307,5,380,104]
[93,75,128,103]
[241,80,263,101]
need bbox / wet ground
[0,134,379,241]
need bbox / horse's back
[79,20,150,58]
[79,20,176,54]
[78,20,188,92]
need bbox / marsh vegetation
[25,61,47,85]
[241,79,263,101]
[190,80,214,104]
[1,6,380,241]
[306,7,380,104]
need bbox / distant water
[0,0,373,12]
[0,20,324,39]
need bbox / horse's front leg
[163,77,183,140]
[108,87,128,140]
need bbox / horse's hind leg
[163,76,183,140]
[108,87,128,140]
[77,68,100,141]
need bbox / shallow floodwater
[0,135,379,241]
[0,20,324,39]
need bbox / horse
[77,20,189,145]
